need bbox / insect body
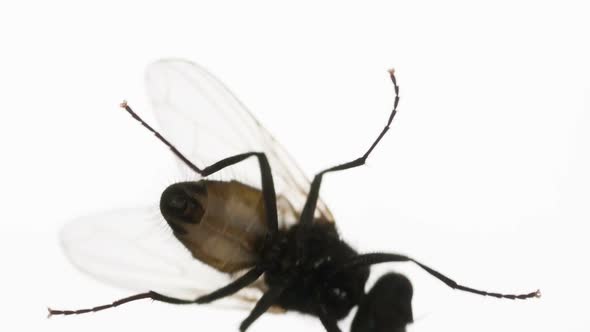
[50,60,540,332]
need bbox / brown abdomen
[175,180,268,273]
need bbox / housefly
[50,59,540,332]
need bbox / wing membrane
[61,206,262,308]
[145,59,334,223]
[60,59,333,314]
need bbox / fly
[49,59,540,332]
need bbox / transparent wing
[145,59,334,224]
[60,206,264,310]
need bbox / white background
[1,1,588,331]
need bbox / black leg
[48,291,194,317]
[49,267,264,317]
[120,101,278,233]
[332,253,541,300]
[299,70,400,225]
[317,302,342,332]
[195,267,265,303]
[239,286,285,331]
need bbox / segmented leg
[299,70,399,225]
[48,267,264,317]
[239,286,285,331]
[317,302,342,332]
[333,253,541,300]
[120,101,278,233]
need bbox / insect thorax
[262,222,369,320]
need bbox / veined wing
[60,206,264,309]
[145,59,334,225]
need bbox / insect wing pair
[60,59,334,310]
[54,59,539,332]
